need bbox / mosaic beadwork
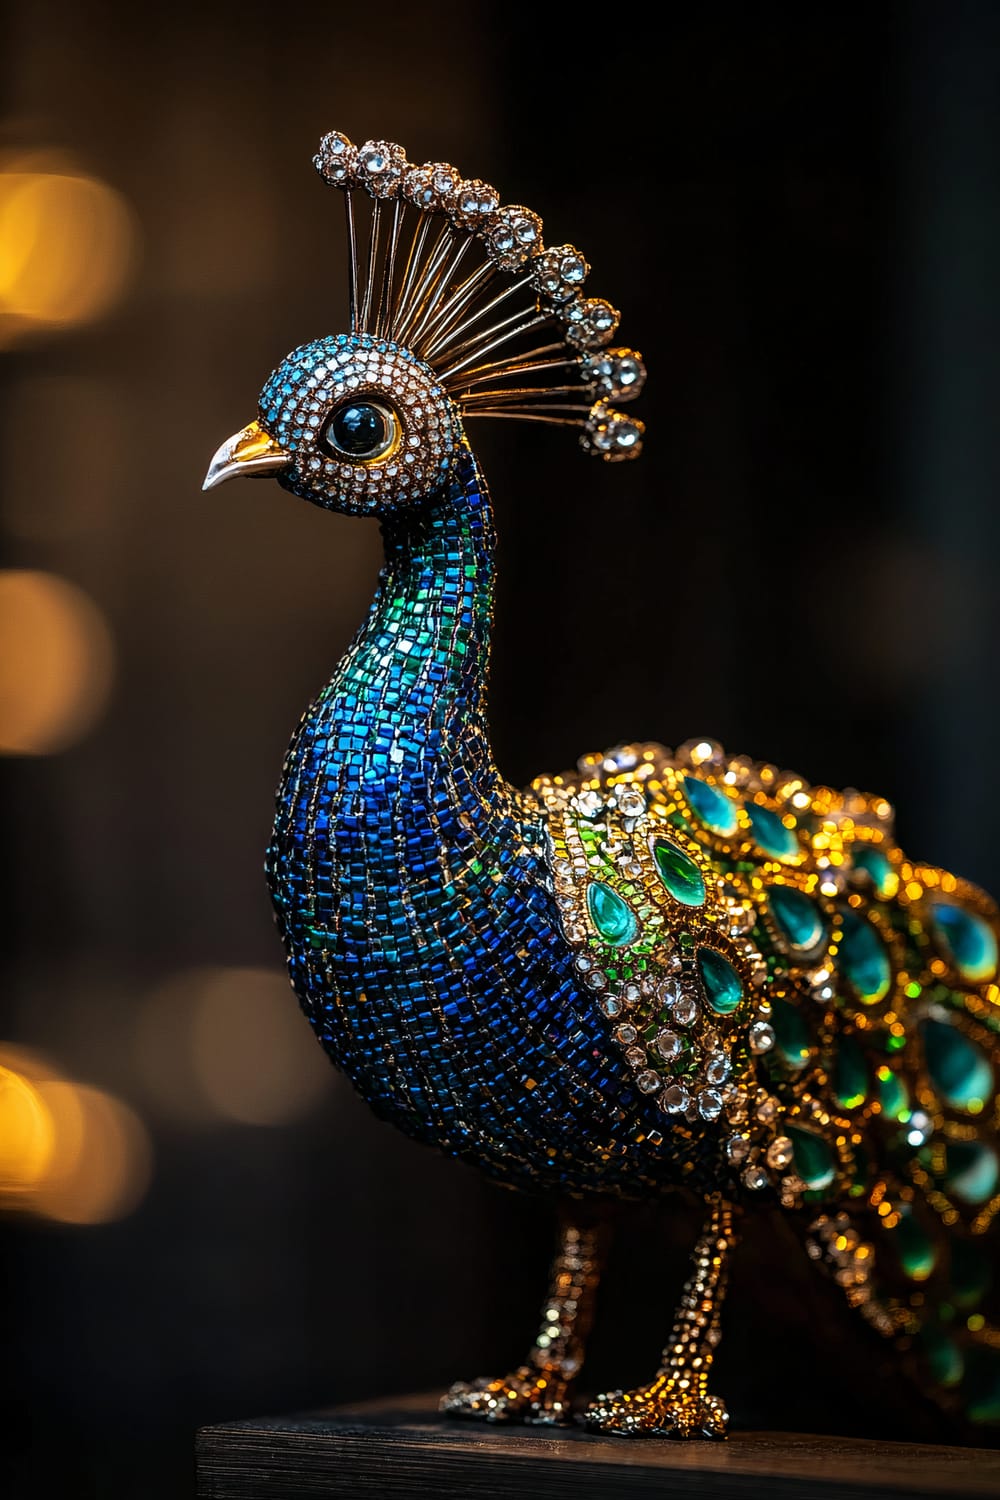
[208,129,1000,1439]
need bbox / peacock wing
[536,738,1000,1426]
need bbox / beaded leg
[441,1207,609,1426]
[585,1196,737,1439]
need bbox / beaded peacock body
[206,131,1000,1438]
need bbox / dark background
[3,4,1000,1496]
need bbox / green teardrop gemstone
[852,845,893,896]
[833,1035,868,1109]
[586,880,638,947]
[951,1238,993,1309]
[698,947,743,1015]
[894,1209,937,1281]
[876,1064,910,1121]
[768,885,827,953]
[838,906,891,1004]
[771,997,811,1070]
[652,838,706,907]
[943,1140,999,1205]
[747,803,799,861]
[930,902,998,983]
[921,1018,994,1113]
[682,774,739,837]
[964,1347,1000,1424]
[788,1125,836,1190]
[919,1326,964,1388]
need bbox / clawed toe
[584,1384,729,1440]
[440,1370,572,1425]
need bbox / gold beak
[203,420,291,490]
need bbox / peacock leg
[584,1195,737,1439]
[440,1206,610,1426]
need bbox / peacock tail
[536,736,1000,1424]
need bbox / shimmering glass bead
[921,1017,993,1113]
[586,881,638,947]
[768,885,826,953]
[697,948,743,1015]
[651,839,706,907]
[683,774,739,837]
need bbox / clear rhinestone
[705,1054,731,1085]
[755,1096,779,1124]
[614,1023,638,1046]
[615,786,647,818]
[671,993,699,1028]
[698,1089,724,1121]
[625,1046,647,1069]
[599,995,622,1019]
[725,1135,749,1164]
[574,954,593,972]
[742,1164,770,1191]
[660,1084,690,1114]
[574,789,603,819]
[657,977,681,1007]
[766,1136,794,1170]
[749,1021,776,1053]
[655,1029,682,1062]
[637,1069,661,1095]
[584,969,608,991]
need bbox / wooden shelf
[196,1392,1000,1500]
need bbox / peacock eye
[320,398,399,462]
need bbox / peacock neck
[321,445,508,809]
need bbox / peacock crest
[306,131,646,462]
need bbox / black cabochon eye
[321,398,399,462]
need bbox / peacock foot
[440,1365,574,1426]
[583,1382,729,1439]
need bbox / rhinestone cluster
[580,403,645,461]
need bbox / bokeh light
[0,150,135,344]
[0,569,115,754]
[0,1046,153,1225]
[135,966,333,1127]
[0,1063,55,1193]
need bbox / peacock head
[204,133,647,516]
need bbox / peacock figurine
[204,130,1000,1440]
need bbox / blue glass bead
[747,803,798,861]
[683,774,739,837]
[768,885,826,953]
[838,906,891,1004]
[586,881,639,947]
[787,1126,836,1190]
[942,1140,998,1205]
[770,996,811,1070]
[651,838,706,907]
[922,1017,993,1113]
[930,902,998,983]
[852,844,893,895]
[697,948,743,1014]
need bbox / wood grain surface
[196,1392,1000,1499]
